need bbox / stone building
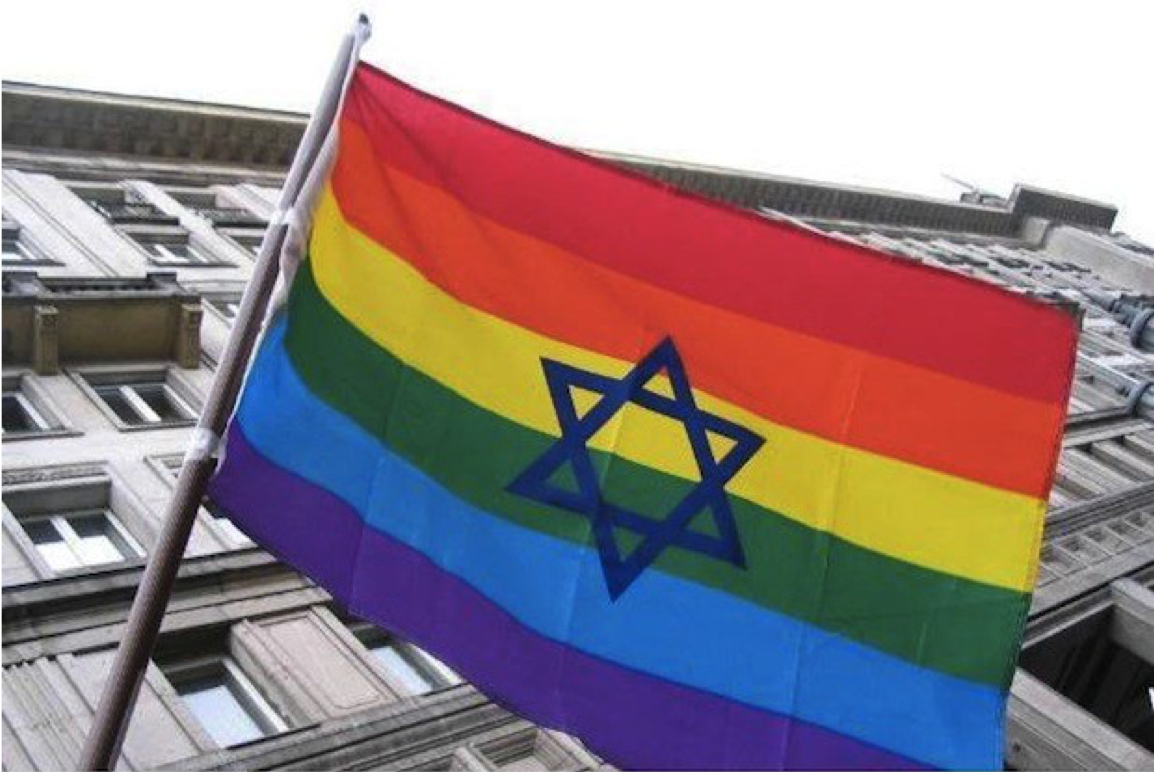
[2,81,1152,770]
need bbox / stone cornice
[2,80,1121,236]
[3,81,305,170]
[609,154,1119,235]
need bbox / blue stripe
[233,319,1002,769]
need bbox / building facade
[2,81,1152,770]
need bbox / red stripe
[330,122,1065,497]
[343,62,1077,405]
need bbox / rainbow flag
[209,62,1077,770]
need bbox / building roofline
[1,80,308,124]
[2,79,307,171]
[590,149,999,211]
[2,79,1119,235]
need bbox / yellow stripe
[307,187,1043,591]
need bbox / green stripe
[285,259,1026,687]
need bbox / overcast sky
[3,0,1151,241]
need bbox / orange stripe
[331,117,1064,497]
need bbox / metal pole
[78,16,371,770]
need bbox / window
[166,187,265,230]
[2,376,68,440]
[222,230,264,257]
[368,640,439,694]
[1020,598,1154,752]
[132,236,216,266]
[2,216,50,266]
[169,657,287,748]
[2,391,50,436]
[2,235,37,265]
[71,183,177,225]
[22,510,143,573]
[206,297,241,322]
[88,376,196,427]
[352,624,461,695]
[165,188,218,210]
[200,209,265,228]
[4,477,148,582]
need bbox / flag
[209,61,1077,770]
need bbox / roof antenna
[941,173,1002,205]
[941,173,981,193]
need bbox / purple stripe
[210,426,928,770]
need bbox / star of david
[507,338,765,600]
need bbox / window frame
[69,182,180,226]
[2,236,38,265]
[67,181,126,207]
[72,366,200,432]
[218,227,266,259]
[129,233,219,267]
[348,622,462,696]
[1017,588,1154,759]
[2,469,154,584]
[164,653,289,748]
[3,390,50,435]
[2,216,58,267]
[21,508,144,574]
[93,382,196,425]
[204,294,242,324]
[1,373,76,442]
[114,216,230,268]
[2,482,148,576]
[164,187,218,209]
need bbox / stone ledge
[2,548,284,640]
[156,688,518,771]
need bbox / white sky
[3,0,1152,242]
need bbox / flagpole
[77,15,371,770]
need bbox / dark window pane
[22,519,62,545]
[3,239,29,262]
[3,394,34,432]
[23,519,81,572]
[135,384,186,421]
[94,385,144,424]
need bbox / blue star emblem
[507,338,765,599]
